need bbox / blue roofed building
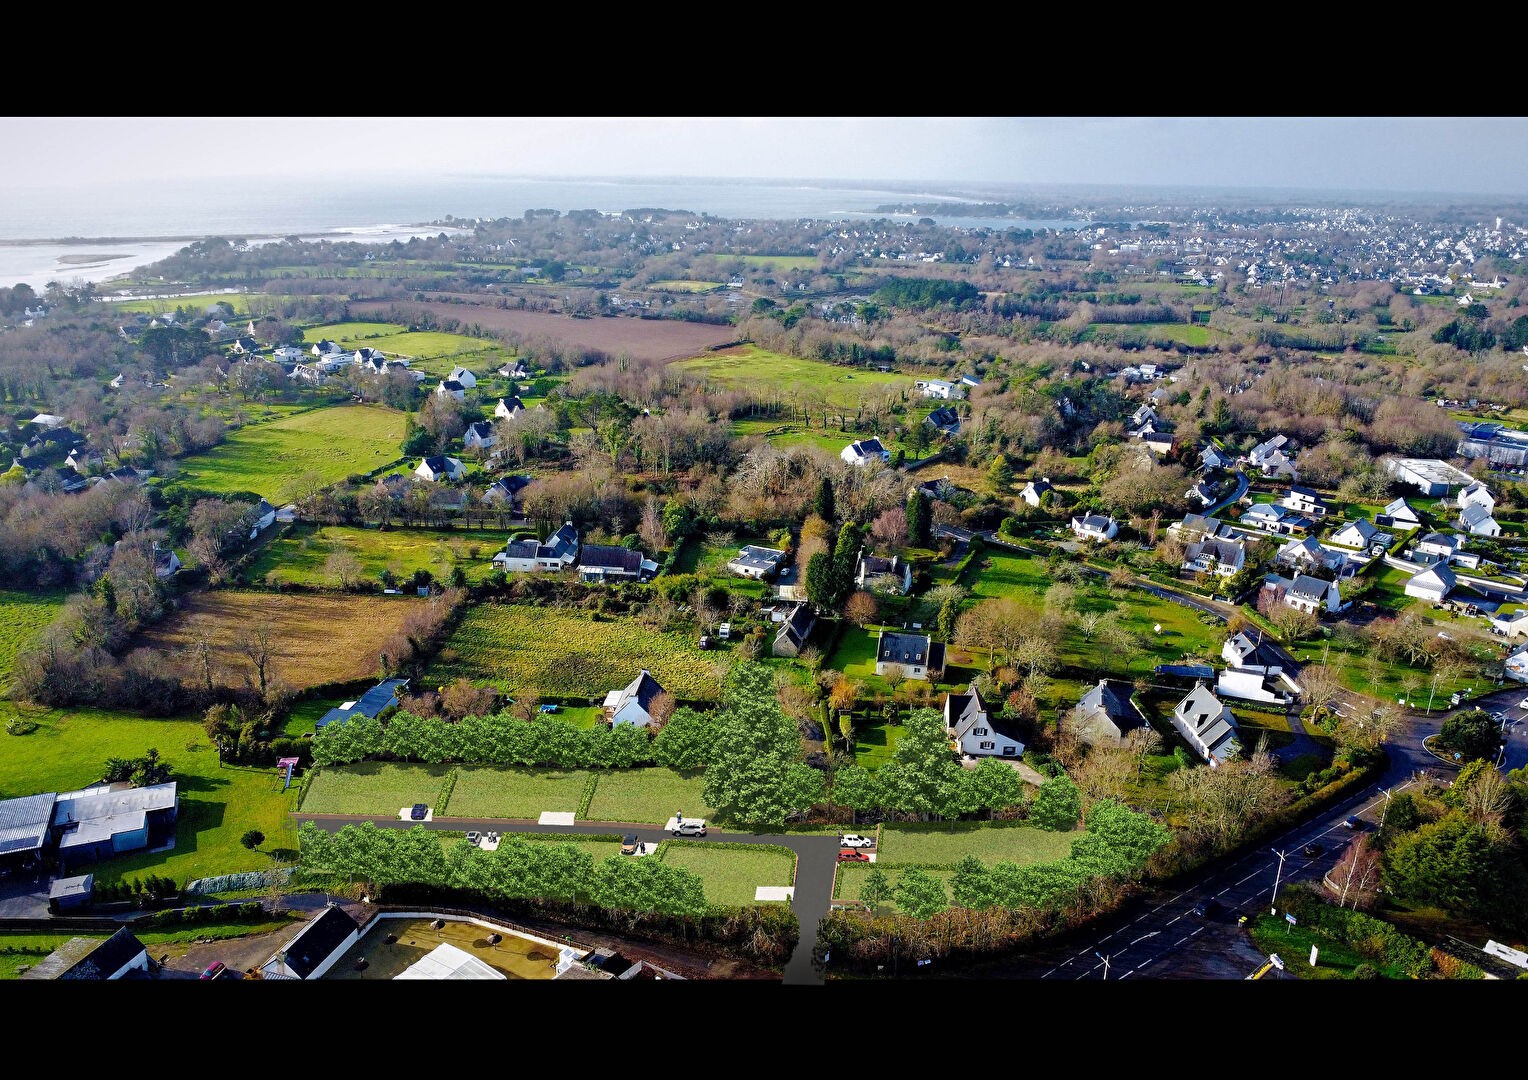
[317,678,410,729]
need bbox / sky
[6,116,1528,198]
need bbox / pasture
[0,702,295,886]
[169,405,407,503]
[426,603,729,701]
[248,524,505,589]
[670,345,917,409]
[646,280,723,293]
[0,589,66,694]
[136,591,419,693]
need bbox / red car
[199,961,226,981]
[837,849,871,862]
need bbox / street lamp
[1095,950,1111,980]
[1378,788,1392,830]
[1270,848,1289,911]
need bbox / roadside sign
[1269,953,1285,970]
[1309,945,1319,967]
[1285,913,1298,926]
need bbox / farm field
[646,280,723,293]
[247,524,505,588]
[168,404,407,503]
[0,702,295,886]
[670,345,919,409]
[657,842,794,906]
[444,767,590,819]
[136,591,419,693]
[0,589,66,694]
[695,253,820,272]
[347,299,739,362]
[582,768,713,825]
[425,603,730,701]
[302,323,513,378]
[876,822,1079,867]
[1088,322,1225,346]
[299,762,455,815]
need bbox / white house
[447,366,477,389]
[602,670,668,728]
[1458,481,1495,514]
[435,379,467,402]
[1071,514,1119,542]
[1185,480,1218,507]
[1415,532,1465,561]
[152,543,181,580]
[1280,485,1329,517]
[415,455,465,483]
[579,544,653,583]
[1239,502,1308,534]
[1216,666,1289,706]
[1019,478,1055,508]
[272,345,307,364]
[21,927,150,981]
[856,551,913,594]
[1170,682,1242,766]
[1201,444,1237,471]
[1328,519,1392,553]
[259,905,360,981]
[1386,457,1475,497]
[492,522,580,573]
[916,379,961,400]
[494,396,526,421]
[944,684,1024,759]
[1377,497,1423,531]
[463,421,497,451]
[1404,564,1457,602]
[727,545,786,579]
[250,499,277,537]
[1264,572,1342,615]
[841,438,890,466]
[1491,609,1528,638]
[1457,503,1501,537]
[1275,536,1348,577]
[1221,631,1282,676]
[875,631,944,681]
[1247,434,1298,479]
[1182,536,1245,577]
[1506,641,1528,683]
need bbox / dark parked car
[1302,843,1325,858]
[410,803,429,820]
[1342,817,1360,830]
[1191,899,1220,918]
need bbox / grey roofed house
[1200,444,1236,470]
[465,420,495,441]
[264,904,361,980]
[1171,682,1241,765]
[0,791,58,857]
[317,677,409,728]
[773,603,818,657]
[1192,536,1245,565]
[1072,679,1146,744]
[579,544,644,576]
[21,927,149,980]
[1288,574,1338,604]
[945,684,1026,754]
[728,545,786,577]
[876,631,944,669]
[1406,563,1457,598]
[539,522,579,559]
[484,474,533,504]
[495,538,540,563]
[51,781,179,861]
[604,669,667,727]
[1223,630,1282,672]
[925,406,961,434]
[1177,512,1227,539]
[440,379,464,393]
[1459,503,1497,531]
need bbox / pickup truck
[666,816,707,837]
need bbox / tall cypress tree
[814,475,836,523]
[906,488,931,548]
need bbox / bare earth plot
[137,591,416,692]
[348,299,739,362]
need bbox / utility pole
[1270,848,1289,911]
[1095,950,1112,980]
[1378,788,1393,830]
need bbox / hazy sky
[8,116,1528,197]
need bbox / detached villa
[491,522,580,573]
[1171,683,1242,766]
[1070,514,1119,542]
[1071,679,1146,747]
[841,438,890,466]
[875,631,944,681]
[602,670,668,728]
[944,684,1024,758]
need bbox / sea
[0,174,1087,292]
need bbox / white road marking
[1165,914,1182,925]
[1119,970,1134,979]
[1191,926,1204,936]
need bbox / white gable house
[841,438,890,466]
[944,685,1024,759]
[1070,514,1118,542]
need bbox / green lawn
[299,762,454,815]
[303,323,515,378]
[0,703,296,886]
[670,345,919,409]
[658,841,795,906]
[583,768,713,824]
[877,822,1079,866]
[834,863,956,904]
[280,697,335,738]
[444,767,590,819]
[851,720,907,771]
[0,589,66,695]
[248,523,505,588]
[1246,914,1404,979]
[169,404,407,503]
[426,603,730,701]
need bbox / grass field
[670,345,917,409]
[695,253,819,272]
[658,841,794,906]
[300,762,455,815]
[834,863,957,904]
[647,280,723,293]
[444,767,589,819]
[851,720,907,771]
[0,702,296,886]
[583,768,713,824]
[877,822,1079,866]
[137,591,419,693]
[0,589,66,694]
[1089,322,1224,346]
[169,404,407,503]
[427,603,730,700]
[302,323,514,378]
[248,524,505,588]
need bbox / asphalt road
[301,813,843,985]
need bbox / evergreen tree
[1029,773,1083,831]
[906,489,932,548]
[814,476,836,523]
[988,453,1013,492]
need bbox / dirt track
[349,299,739,363]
